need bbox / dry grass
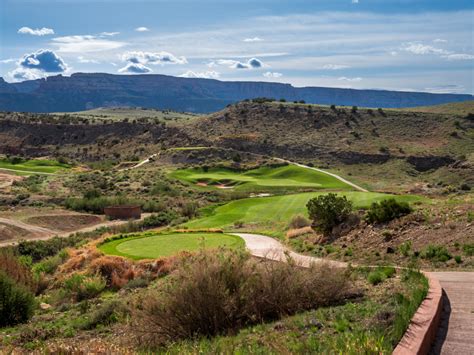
[131,249,352,348]
[286,226,314,239]
[0,250,36,292]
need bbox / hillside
[399,100,474,116]
[0,73,472,113]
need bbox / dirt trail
[0,215,150,247]
[119,153,158,171]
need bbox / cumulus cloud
[243,37,263,42]
[0,58,16,64]
[121,51,187,65]
[7,49,68,82]
[213,57,264,69]
[179,70,220,79]
[19,49,67,72]
[320,64,350,70]
[51,35,126,53]
[18,27,54,36]
[444,53,474,61]
[338,76,362,82]
[135,27,150,32]
[263,71,282,78]
[118,63,152,74]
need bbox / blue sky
[0,0,473,94]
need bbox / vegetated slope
[0,73,472,113]
[184,101,474,166]
[170,165,353,192]
[399,100,474,116]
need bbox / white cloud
[243,37,263,42]
[402,42,449,55]
[100,32,120,37]
[444,53,474,61]
[18,27,54,36]
[0,58,16,64]
[263,71,282,78]
[338,76,362,82]
[77,56,100,64]
[118,63,152,74]
[121,51,187,65]
[433,39,447,43]
[179,70,220,79]
[8,67,45,81]
[135,27,150,32]
[352,0,359,3]
[214,57,264,69]
[424,84,465,94]
[51,35,126,53]
[7,49,68,82]
[320,64,350,70]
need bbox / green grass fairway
[170,165,353,192]
[98,232,245,260]
[186,192,424,234]
[0,159,70,174]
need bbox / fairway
[186,191,424,233]
[170,165,353,191]
[0,159,70,174]
[98,232,245,260]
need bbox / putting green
[98,232,245,260]
[186,191,424,233]
[170,165,353,192]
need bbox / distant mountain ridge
[0,73,472,113]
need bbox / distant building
[104,205,141,220]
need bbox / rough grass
[0,159,70,174]
[185,192,424,235]
[170,165,353,192]
[98,232,245,260]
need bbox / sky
[0,0,473,94]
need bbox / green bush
[365,199,412,224]
[399,241,412,257]
[367,271,384,285]
[463,244,474,256]
[421,245,452,262]
[64,274,106,301]
[306,193,353,234]
[141,211,177,228]
[454,255,462,264]
[0,272,36,327]
[78,300,124,330]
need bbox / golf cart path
[233,233,474,354]
[429,272,474,354]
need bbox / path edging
[393,272,443,355]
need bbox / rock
[40,302,52,310]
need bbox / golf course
[170,164,354,191]
[0,158,71,175]
[185,191,423,234]
[98,232,245,260]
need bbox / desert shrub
[399,241,412,257]
[65,195,141,214]
[0,272,36,327]
[63,274,106,301]
[141,211,177,228]
[0,250,36,292]
[463,244,474,256]
[16,234,86,262]
[306,193,353,234]
[180,202,199,219]
[88,256,136,289]
[365,199,412,224]
[124,277,149,289]
[32,252,67,275]
[132,249,350,347]
[454,255,462,264]
[421,245,452,262]
[367,266,395,285]
[142,200,167,213]
[78,300,125,330]
[289,214,311,229]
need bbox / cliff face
[0,73,472,113]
